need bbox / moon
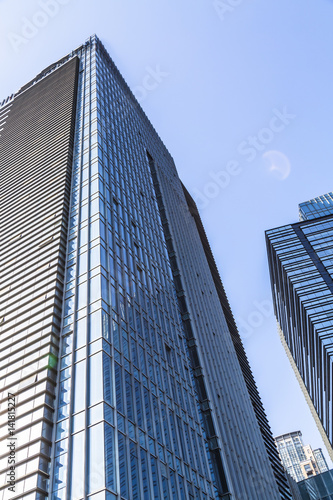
[262,150,291,180]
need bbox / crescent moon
[262,150,291,180]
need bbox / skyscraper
[275,431,329,482]
[0,35,291,500]
[266,193,333,463]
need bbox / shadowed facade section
[0,57,78,500]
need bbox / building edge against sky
[1,35,291,499]
[266,193,333,464]
[181,186,291,500]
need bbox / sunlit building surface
[0,35,291,500]
[275,431,329,482]
[266,194,333,463]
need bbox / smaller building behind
[275,431,329,482]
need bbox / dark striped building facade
[266,194,333,466]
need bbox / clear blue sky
[1,0,333,464]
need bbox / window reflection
[56,419,69,441]
[89,352,103,406]
[53,452,67,488]
[70,431,85,499]
[89,310,101,342]
[76,317,87,349]
[88,423,105,493]
[73,360,86,413]
[78,281,88,309]
[90,275,101,303]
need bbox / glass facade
[275,432,328,483]
[0,35,290,500]
[313,450,329,475]
[266,196,333,464]
[276,432,307,482]
[299,193,333,221]
[297,469,333,499]
[50,37,216,500]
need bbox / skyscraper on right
[266,193,333,462]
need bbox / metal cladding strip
[0,57,79,499]
[147,151,233,499]
[0,102,12,139]
[148,156,283,498]
[293,222,333,293]
[182,185,292,500]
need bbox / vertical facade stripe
[0,58,79,499]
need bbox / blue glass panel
[78,281,88,309]
[56,419,69,441]
[140,448,150,500]
[135,379,143,427]
[55,438,68,457]
[57,404,69,421]
[112,320,119,349]
[76,317,87,349]
[73,360,86,414]
[151,455,160,499]
[102,310,110,341]
[88,423,105,493]
[118,432,128,498]
[89,403,104,425]
[89,352,103,405]
[129,441,139,499]
[90,244,100,269]
[103,352,113,405]
[70,431,85,499]
[125,371,134,421]
[78,252,88,276]
[170,469,178,499]
[90,309,102,341]
[105,423,115,491]
[144,388,152,433]
[115,363,123,414]
[90,274,101,303]
[64,298,74,317]
[102,275,110,304]
[58,379,71,407]
[53,452,67,488]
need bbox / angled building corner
[179,184,292,500]
[1,34,293,500]
[265,193,333,464]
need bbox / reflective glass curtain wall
[51,36,217,500]
[1,34,290,500]
[266,197,333,463]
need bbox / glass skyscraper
[1,35,291,500]
[266,193,333,465]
